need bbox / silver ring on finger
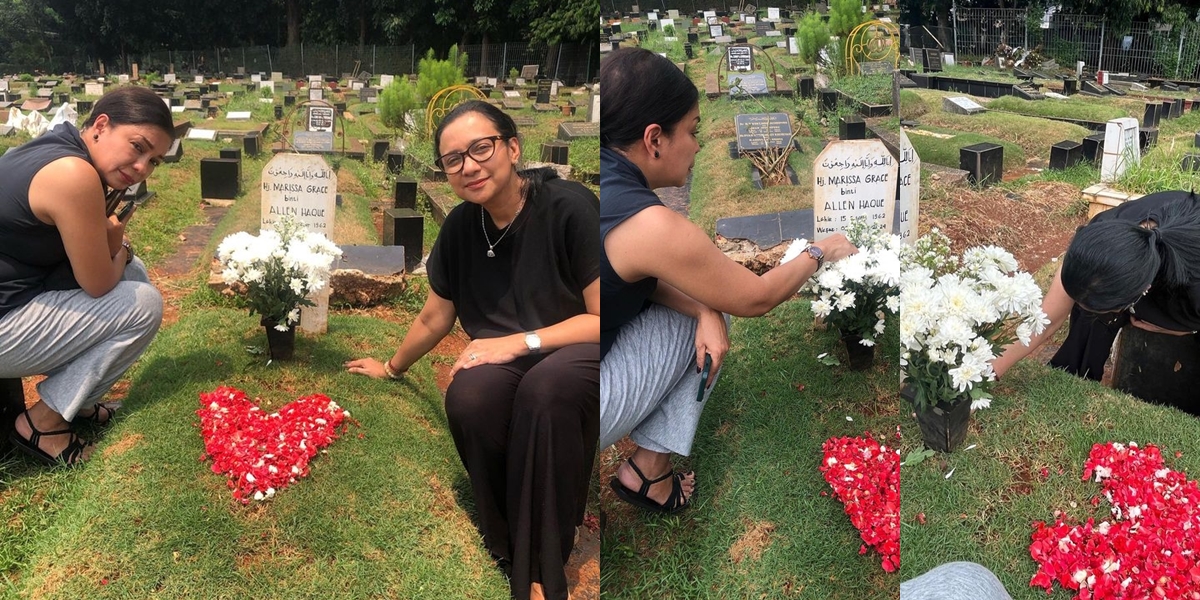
[469,353,478,361]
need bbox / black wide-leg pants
[444,343,600,600]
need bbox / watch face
[808,246,823,260]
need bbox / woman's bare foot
[12,402,95,463]
[614,447,695,507]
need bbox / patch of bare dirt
[100,433,144,459]
[922,179,1085,274]
[728,520,776,564]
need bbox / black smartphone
[696,353,712,402]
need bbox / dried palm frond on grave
[746,144,796,187]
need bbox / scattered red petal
[917,512,926,525]
[820,432,899,573]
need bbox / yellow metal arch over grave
[845,20,900,75]
[425,85,488,136]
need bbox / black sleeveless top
[1087,190,1200,332]
[0,123,95,318]
[600,147,663,359]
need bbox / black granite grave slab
[1082,133,1104,163]
[540,141,569,165]
[715,209,814,248]
[1102,84,1127,96]
[200,158,240,199]
[839,115,866,140]
[959,142,1003,186]
[243,132,261,156]
[1141,127,1158,151]
[1049,140,1083,170]
[393,178,418,210]
[335,245,406,276]
[909,73,931,89]
[1062,78,1077,95]
[1173,98,1184,118]
[386,149,405,174]
[735,112,792,152]
[557,122,600,141]
[797,76,814,98]
[1182,153,1200,172]
[818,87,838,113]
[284,94,296,106]
[1144,103,1161,129]
[383,208,424,271]
[219,147,242,181]
[274,105,283,119]
[373,139,390,162]
[1162,100,1175,120]
[1081,80,1108,95]
[163,138,183,163]
[1195,132,1200,148]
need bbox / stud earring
[654,151,660,158]
[93,134,99,141]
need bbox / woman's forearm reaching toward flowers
[992,265,1074,379]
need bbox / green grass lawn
[601,300,903,599]
[0,309,509,599]
[899,360,1200,599]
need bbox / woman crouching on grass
[599,47,858,513]
[0,86,171,466]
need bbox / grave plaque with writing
[536,79,552,103]
[309,87,323,101]
[194,76,204,84]
[380,74,394,87]
[520,64,539,80]
[755,21,771,36]
[1101,117,1140,183]
[728,73,769,96]
[897,129,921,244]
[789,36,799,54]
[767,7,780,20]
[308,106,335,132]
[260,153,337,334]
[727,45,753,72]
[735,112,792,153]
[925,49,943,72]
[85,82,104,97]
[812,139,898,240]
[163,73,176,84]
[710,24,723,37]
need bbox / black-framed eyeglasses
[435,135,508,174]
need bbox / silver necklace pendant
[487,248,496,258]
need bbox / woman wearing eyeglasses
[993,190,1200,384]
[344,100,599,600]
[0,86,171,465]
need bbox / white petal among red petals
[820,432,900,573]
[1030,442,1200,598]
[196,386,348,503]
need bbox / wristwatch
[122,240,134,265]
[524,331,542,354]
[803,243,825,270]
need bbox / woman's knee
[445,366,507,427]
[514,362,597,420]
[109,281,163,337]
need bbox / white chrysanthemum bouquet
[783,219,902,348]
[216,217,342,330]
[899,230,1049,411]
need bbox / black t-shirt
[1088,190,1200,331]
[599,147,662,359]
[427,170,599,340]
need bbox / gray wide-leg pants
[600,303,727,456]
[0,258,162,421]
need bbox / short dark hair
[1063,190,1200,311]
[599,47,699,151]
[81,86,175,140]
[432,99,518,159]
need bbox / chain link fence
[912,7,1200,80]
[88,42,597,85]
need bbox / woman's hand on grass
[344,357,388,378]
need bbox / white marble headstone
[1101,117,1140,183]
[812,139,898,240]
[897,129,921,244]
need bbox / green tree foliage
[828,0,865,38]
[512,0,599,45]
[797,11,831,64]
[378,76,421,134]
[416,45,466,100]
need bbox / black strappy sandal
[74,401,121,427]
[608,459,693,514]
[9,411,93,466]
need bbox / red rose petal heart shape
[1030,442,1200,599]
[197,386,348,503]
[820,431,901,573]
